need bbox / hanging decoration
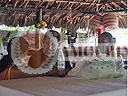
[35,8,47,29]
[90,13,119,32]
[36,20,47,29]
[11,30,59,74]
[10,8,58,74]
[103,13,118,31]
[90,15,103,29]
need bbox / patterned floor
[0,77,126,96]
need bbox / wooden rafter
[18,1,27,8]
[112,2,121,8]
[68,3,74,9]
[63,2,70,9]
[12,0,19,7]
[74,3,82,10]
[24,0,30,8]
[0,0,127,8]
[37,0,45,7]
[121,1,127,6]
[45,2,50,9]
[0,6,127,14]
[56,2,61,9]
[105,3,113,9]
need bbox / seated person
[68,32,125,79]
[0,30,71,80]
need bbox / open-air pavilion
[0,0,127,96]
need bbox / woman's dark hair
[49,30,61,42]
[98,32,113,43]
[7,37,15,56]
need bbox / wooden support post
[35,8,43,25]
[35,8,43,49]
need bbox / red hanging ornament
[96,27,103,34]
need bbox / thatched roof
[0,0,127,31]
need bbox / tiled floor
[0,77,126,96]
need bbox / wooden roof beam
[74,3,82,10]
[24,0,30,8]
[105,3,113,9]
[34,2,40,8]
[69,3,74,9]
[58,1,101,6]
[121,0,127,6]
[45,2,50,9]
[0,6,127,14]
[44,0,121,4]
[37,0,45,7]
[42,8,127,14]
[56,0,68,3]
[0,7,37,13]
[44,0,100,5]
[43,0,125,6]
[112,2,122,8]
[56,2,61,9]
[43,0,56,2]
[63,2,70,9]
[80,2,100,5]
[18,0,27,7]
[12,0,19,7]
